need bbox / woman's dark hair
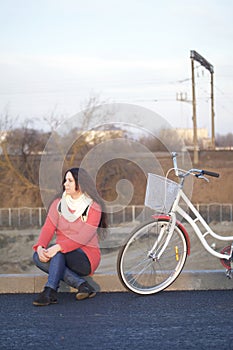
[62,167,108,232]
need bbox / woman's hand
[44,244,61,258]
[37,246,50,263]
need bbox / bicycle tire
[117,218,188,295]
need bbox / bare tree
[0,95,122,207]
[216,133,233,148]
[0,117,50,207]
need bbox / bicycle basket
[144,173,180,214]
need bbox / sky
[0,0,233,135]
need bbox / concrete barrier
[0,270,233,294]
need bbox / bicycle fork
[148,213,176,260]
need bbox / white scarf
[59,191,93,222]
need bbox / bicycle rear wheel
[117,218,188,295]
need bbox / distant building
[81,129,124,144]
[175,128,211,149]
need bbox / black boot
[76,282,96,300]
[33,286,58,306]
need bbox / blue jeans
[33,248,91,291]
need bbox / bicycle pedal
[226,269,232,279]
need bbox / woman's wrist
[37,245,43,253]
[55,244,61,252]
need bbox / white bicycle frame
[170,187,233,261]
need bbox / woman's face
[64,171,81,198]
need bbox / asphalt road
[1,290,233,350]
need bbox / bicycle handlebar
[201,170,219,178]
[171,152,220,179]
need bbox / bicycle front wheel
[117,218,188,295]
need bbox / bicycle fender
[152,214,191,255]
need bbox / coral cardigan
[33,198,101,274]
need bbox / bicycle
[117,152,233,295]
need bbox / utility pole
[190,50,215,164]
[190,56,198,164]
[210,71,215,148]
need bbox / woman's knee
[52,251,65,263]
[33,251,49,273]
[33,251,40,266]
